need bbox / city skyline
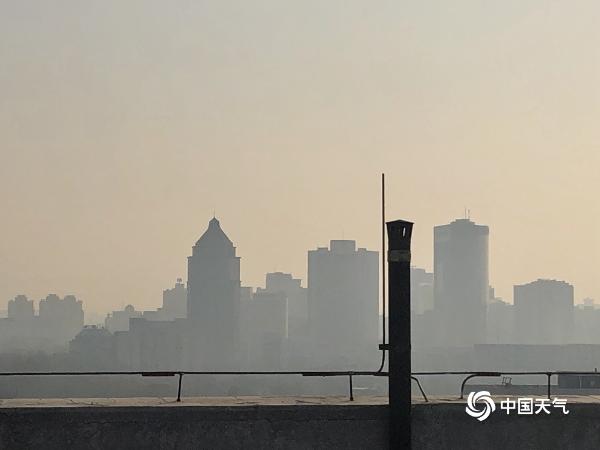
[3,213,600,403]
[1,2,599,448]
[2,0,599,314]
[7,213,596,367]
[1,214,592,320]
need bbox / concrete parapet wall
[0,404,388,450]
[413,402,600,450]
[2,400,600,449]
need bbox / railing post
[177,373,183,402]
[411,377,428,403]
[460,373,501,399]
[387,220,413,450]
[349,374,354,401]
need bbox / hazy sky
[1,1,598,316]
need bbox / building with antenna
[187,217,241,369]
[433,218,489,347]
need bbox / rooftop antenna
[377,173,386,372]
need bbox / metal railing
[1,370,598,403]
[411,370,600,401]
[0,370,388,402]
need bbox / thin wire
[377,173,386,373]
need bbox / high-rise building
[7,295,34,321]
[39,294,85,348]
[514,279,574,344]
[242,290,288,369]
[410,267,436,348]
[187,217,241,368]
[573,298,600,344]
[434,219,489,346]
[411,267,434,315]
[486,299,514,344]
[0,294,84,353]
[262,272,307,338]
[307,240,378,368]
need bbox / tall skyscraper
[514,279,574,344]
[307,240,378,368]
[187,217,241,368]
[39,294,85,347]
[434,219,489,346]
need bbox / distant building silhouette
[411,267,434,315]
[96,219,243,372]
[307,240,378,368]
[114,317,184,370]
[514,279,574,344]
[263,272,308,339]
[410,267,436,348]
[187,217,241,368]
[238,272,308,369]
[105,305,141,333]
[8,294,34,321]
[0,294,84,353]
[106,279,187,333]
[161,278,187,320]
[486,297,514,344]
[573,298,600,343]
[69,325,114,369]
[241,288,288,369]
[39,294,84,349]
[434,219,489,346]
[240,286,253,302]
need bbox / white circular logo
[466,391,496,422]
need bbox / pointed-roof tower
[192,217,235,257]
[187,217,241,368]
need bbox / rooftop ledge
[3,394,600,408]
[3,396,600,449]
[0,395,388,408]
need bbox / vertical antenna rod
[377,173,387,372]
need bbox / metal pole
[380,173,386,369]
[387,219,413,449]
[177,373,183,402]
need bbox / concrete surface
[1,396,600,449]
[0,395,387,408]
[0,398,387,450]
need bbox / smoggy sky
[1,1,598,317]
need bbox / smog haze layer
[1,0,598,314]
